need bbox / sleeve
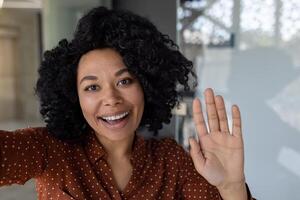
[246,184,256,200]
[0,127,48,186]
[176,143,223,200]
[174,140,255,200]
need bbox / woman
[0,6,254,199]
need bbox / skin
[76,48,248,198]
[77,48,144,191]
[189,88,248,200]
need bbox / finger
[193,98,208,137]
[189,137,205,172]
[204,88,220,132]
[215,95,230,133]
[232,105,242,137]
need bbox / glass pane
[178,0,300,199]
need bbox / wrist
[217,181,248,200]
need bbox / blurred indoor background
[0,0,299,199]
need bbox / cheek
[78,93,97,115]
[139,95,145,111]
[132,89,145,112]
[123,87,144,112]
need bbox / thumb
[189,137,205,173]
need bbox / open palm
[189,88,245,189]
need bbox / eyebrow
[115,68,129,76]
[79,75,98,84]
[79,68,130,84]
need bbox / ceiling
[2,0,102,9]
[2,0,42,9]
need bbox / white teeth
[101,112,129,121]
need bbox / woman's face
[77,48,144,142]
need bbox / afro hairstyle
[35,6,196,141]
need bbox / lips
[100,111,129,121]
[97,111,130,129]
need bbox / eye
[84,84,100,92]
[117,78,132,86]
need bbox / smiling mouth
[97,111,130,126]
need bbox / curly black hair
[35,6,196,141]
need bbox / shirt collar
[84,131,147,165]
[84,131,106,164]
[130,134,148,170]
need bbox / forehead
[77,48,126,75]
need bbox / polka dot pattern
[0,127,223,199]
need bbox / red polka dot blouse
[0,127,252,199]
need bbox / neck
[95,133,135,159]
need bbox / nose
[101,86,123,107]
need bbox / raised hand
[189,88,247,200]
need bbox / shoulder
[0,126,49,139]
[158,137,185,153]
[144,137,189,163]
[144,137,180,150]
[0,126,77,149]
